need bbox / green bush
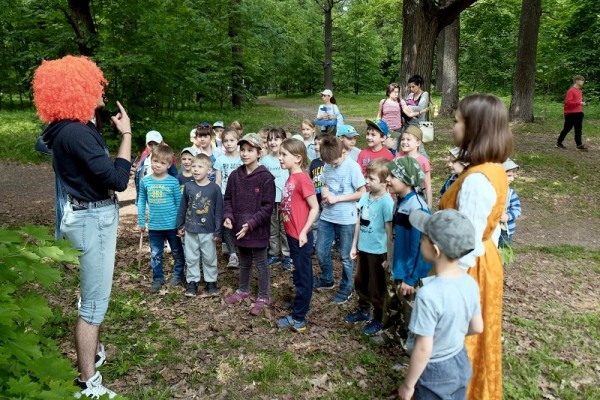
[0,225,81,399]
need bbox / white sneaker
[94,343,106,368]
[227,254,239,268]
[74,372,117,399]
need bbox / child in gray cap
[397,209,483,400]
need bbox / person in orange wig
[33,55,133,399]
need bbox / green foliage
[0,225,81,399]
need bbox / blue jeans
[287,232,313,322]
[148,229,185,282]
[60,202,119,326]
[414,347,472,400]
[316,219,355,295]
[498,230,512,248]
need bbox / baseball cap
[146,130,162,144]
[404,125,423,141]
[449,147,461,158]
[238,133,263,150]
[387,157,424,188]
[409,209,476,259]
[213,121,225,128]
[321,89,333,97]
[502,158,519,172]
[180,147,198,157]
[336,124,359,138]
[365,119,389,137]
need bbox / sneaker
[576,145,589,152]
[282,257,293,271]
[344,310,371,324]
[169,275,184,287]
[363,320,383,336]
[313,278,335,291]
[94,343,106,368]
[221,242,229,256]
[185,282,198,297]
[331,292,352,305]
[267,255,281,266]
[225,290,249,305]
[74,371,117,399]
[227,254,239,268]
[249,297,270,316]
[555,143,567,149]
[150,280,163,293]
[276,315,307,332]
[206,282,219,295]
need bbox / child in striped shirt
[137,144,185,293]
[499,159,522,248]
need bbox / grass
[4,94,600,398]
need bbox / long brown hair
[281,138,309,170]
[457,94,514,166]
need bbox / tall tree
[399,0,476,92]
[509,0,542,122]
[64,0,97,56]
[315,0,346,90]
[229,0,244,107]
[440,16,459,115]
[434,29,445,93]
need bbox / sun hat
[387,157,424,188]
[180,147,198,157]
[365,119,389,137]
[213,121,225,128]
[404,125,423,141]
[409,209,476,259]
[238,133,263,150]
[502,158,519,171]
[146,130,162,144]
[321,89,333,97]
[336,124,359,138]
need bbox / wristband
[121,131,132,136]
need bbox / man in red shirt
[556,75,588,151]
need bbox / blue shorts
[415,346,472,400]
[61,202,119,326]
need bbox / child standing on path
[357,119,395,175]
[314,135,366,304]
[260,128,292,270]
[345,159,394,336]
[499,159,522,248]
[137,145,185,292]
[214,128,243,268]
[177,154,224,297]
[336,124,361,161]
[398,125,433,210]
[398,209,483,400]
[224,133,276,316]
[381,157,431,345]
[177,147,197,189]
[276,138,319,332]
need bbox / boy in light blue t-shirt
[314,131,366,304]
[398,209,482,400]
[345,159,394,336]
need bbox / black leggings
[557,112,583,147]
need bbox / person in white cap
[315,89,343,135]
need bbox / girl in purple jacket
[223,133,276,316]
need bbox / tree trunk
[322,2,334,90]
[65,0,97,56]
[399,0,477,94]
[509,0,542,122]
[229,0,244,108]
[435,28,445,93]
[440,16,460,116]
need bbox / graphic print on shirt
[280,181,295,223]
[187,190,212,227]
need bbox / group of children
[135,116,522,398]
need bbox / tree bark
[64,0,97,56]
[509,0,542,122]
[316,0,342,90]
[435,28,445,93]
[229,0,244,108]
[440,16,460,116]
[399,0,477,94]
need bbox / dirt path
[1,98,599,249]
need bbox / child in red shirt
[357,119,395,176]
[276,138,320,332]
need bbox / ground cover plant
[0,95,598,398]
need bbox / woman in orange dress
[439,94,514,400]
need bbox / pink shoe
[249,297,270,316]
[225,290,249,305]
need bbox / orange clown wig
[32,55,108,124]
